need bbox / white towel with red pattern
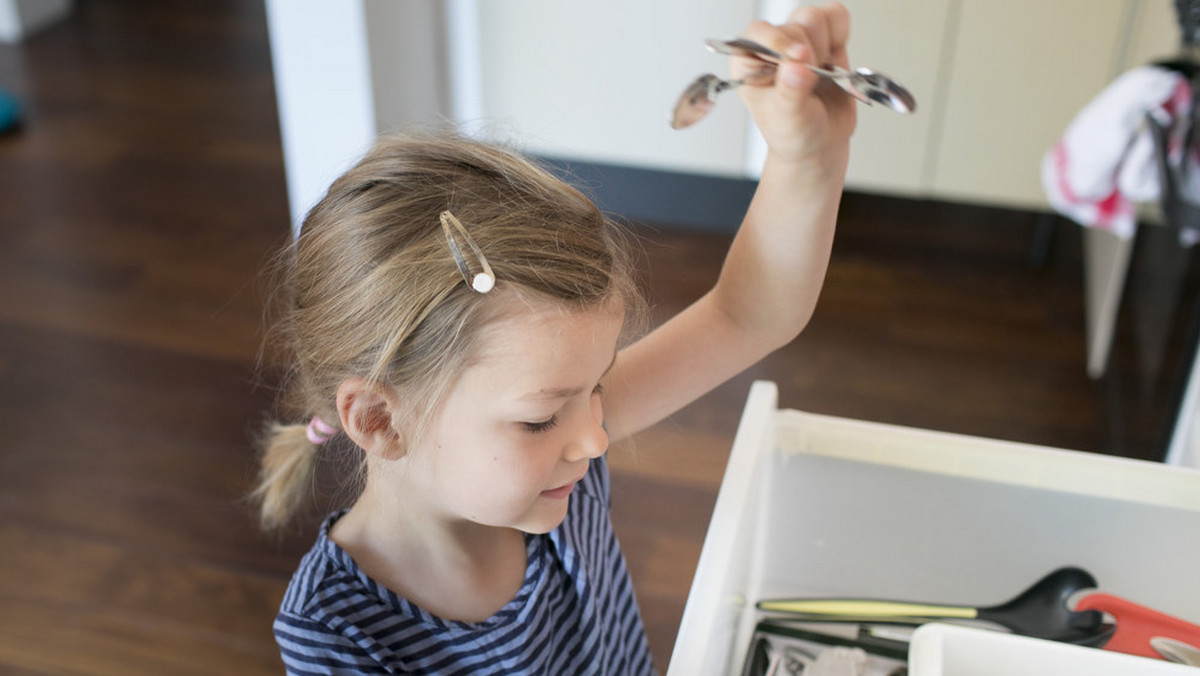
[1042,66,1196,239]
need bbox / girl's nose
[566,393,608,461]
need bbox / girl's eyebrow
[520,352,618,401]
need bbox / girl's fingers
[775,47,818,99]
[735,21,817,97]
[823,3,852,69]
[735,3,848,86]
[783,5,831,68]
[731,20,790,80]
[734,2,856,140]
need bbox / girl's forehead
[466,294,624,378]
[485,301,621,353]
[481,289,623,337]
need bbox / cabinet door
[1122,0,1180,70]
[928,0,1129,209]
[747,0,951,193]
[475,0,756,178]
[839,0,953,195]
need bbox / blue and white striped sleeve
[274,611,390,675]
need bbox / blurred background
[2,1,1198,673]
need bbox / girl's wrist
[762,146,849,191]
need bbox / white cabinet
[265,1,1183,223]
[928,0,1131,208]
[754,0,1181,209]
[752,0,953,195]
[668,381,1200,675]
[474,0,757,178]
[470,0,1181,210]
[834,0,952,197]
[930,0,1182,209]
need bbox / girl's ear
[336,377,407,460]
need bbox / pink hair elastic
[306,416,337,445]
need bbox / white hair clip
[439,210,495,294]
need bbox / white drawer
[667,381,1200,675]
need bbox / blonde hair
[253,132,641,529]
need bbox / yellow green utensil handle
[756,599,978,619]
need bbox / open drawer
[667,381,1200,675]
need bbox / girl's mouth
[540,479,578,500]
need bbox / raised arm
[604,3,855,441]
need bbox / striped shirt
[273,455,658,675]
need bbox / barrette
[439,210,495,294]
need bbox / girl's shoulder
[279,510,383,617]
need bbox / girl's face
[400,294,624,535]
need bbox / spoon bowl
[850,67,918,113]
[670,69,774,130]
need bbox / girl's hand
[734,2,856,169]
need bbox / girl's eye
[522,416,559,434]
[521,384,601,433]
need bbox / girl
[255,4,855,674]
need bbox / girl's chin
[515,500,571,535]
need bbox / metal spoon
[706,37,916,113]
[671,66,776,130]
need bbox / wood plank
[0,520,284,649]
[0,598,280,676]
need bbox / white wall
[471,0,756,178]
[264,0,449,232]
[363,0,450,135]
[264,0,375,232]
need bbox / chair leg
[1029,212,1058,267]
[1083,227,1135,379]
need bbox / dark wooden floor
[2,2,1196,674]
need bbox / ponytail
[253,421,323,530]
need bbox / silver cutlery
[671,37,915,129]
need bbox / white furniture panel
[750,0,1179,206]
[267,0,1183,219]
[929,0,1129,209]
[474,0,756,177]
[669,381,1200,675]
[363,0,449,135]
[751,0,953,196]
[1124,0,1183,68]
[264,0,376,233]
[264,0,450,232]
[839,0,953,196]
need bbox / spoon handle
[705,37,783,64]
[704,37,915,113]
[708,39,853,82]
